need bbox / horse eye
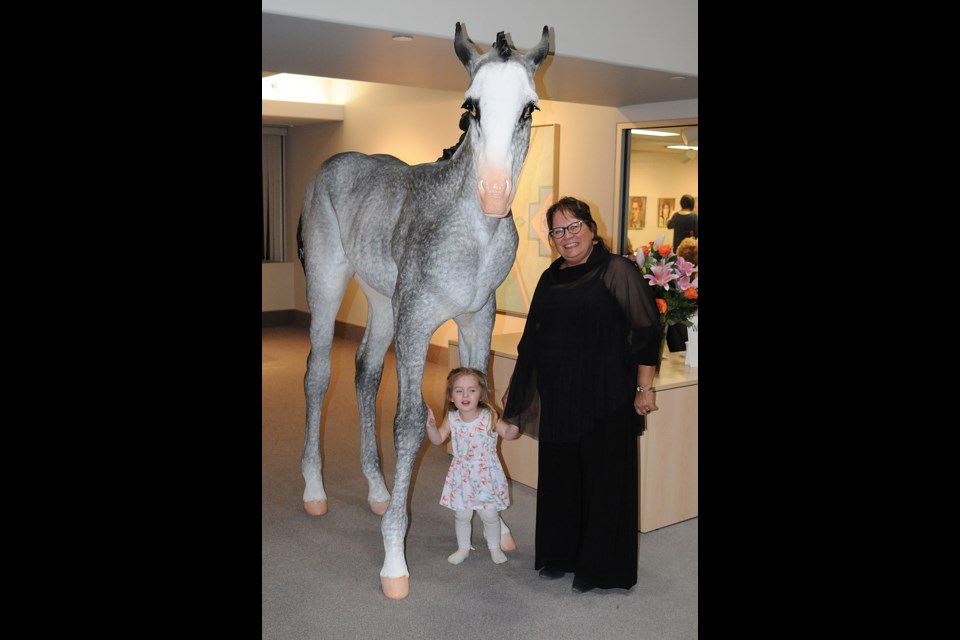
[521,102,539,122]
[461,99,479,119]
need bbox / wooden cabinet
[448,336,698,532]
[638,353,698,532]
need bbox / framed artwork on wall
[628,196,646,230]
[657,198,675,228]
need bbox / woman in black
[502,197,662,593]
[666,194,699,250]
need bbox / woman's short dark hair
[680,194,695,210]
[546,196,608,252]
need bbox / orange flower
[684,287,698,300]
[656,298,668,314]
[641,245,649,256]
[657,244,672,258]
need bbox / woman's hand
[496,417,520,441]
[425,405,436,431]
[634,389,658,416]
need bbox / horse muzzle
[477,177,514,218]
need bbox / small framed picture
[657,198,675,228]
[628,196,646,230]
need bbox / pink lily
[644,261,679,289]
[676,275,699,291]
[675,256,698,278]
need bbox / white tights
[448,508,508,565]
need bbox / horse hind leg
[300,199,354,516]
[354,277,393,515]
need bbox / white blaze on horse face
[467,62,538,218]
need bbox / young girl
[425,367,520,565]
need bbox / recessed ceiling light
[670,76,685,81]
[392,34,414,42]
[631,129,679,137]
[667,145,698,150]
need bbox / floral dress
[439,409,510,512]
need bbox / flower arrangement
[637,234,699,327]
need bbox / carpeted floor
[262,325,698,639]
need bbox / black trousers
[535,413,639,589]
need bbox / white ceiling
[261,14,699,109]
[630,125,699,156]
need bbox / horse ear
[524,25,551,70]
[454,22,480,75]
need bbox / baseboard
[425,342,448,366]
[333,320,365,342]
[262,310,297,327]
[262,311,448,366]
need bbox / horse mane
[494,31,512,59]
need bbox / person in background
[426,368,520,566]
[666,194,698,250]
[501,196,662,594]
[676,237,698,266]
[666,237,699,352]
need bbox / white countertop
[449,333,697,391]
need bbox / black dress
[667,212,698,250]
[504,246,661,589]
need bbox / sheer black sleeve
[601,256,663,366]
[502,274,544,437]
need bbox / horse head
[454,23,551,218]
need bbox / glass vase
[656,324,668,374]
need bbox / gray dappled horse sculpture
[297,23,551,600]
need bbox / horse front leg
[455,294,497,374]
[379,312,434,600]
[455,294,517,552]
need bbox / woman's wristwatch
[636,384,653,393]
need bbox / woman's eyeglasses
[548,220,586,239]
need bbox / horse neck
[437,135,503,238]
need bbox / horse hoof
[369,500,389,516]
[381,575,409,600]
[500,532,517,552]
[303,500,328,516]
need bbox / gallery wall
[625,151,699,255]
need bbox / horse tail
[296,212,305,271]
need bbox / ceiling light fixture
[392,34,414,42]
[667,145,698,150]
[631,129,679,137]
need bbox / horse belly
[321,155,406,297]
